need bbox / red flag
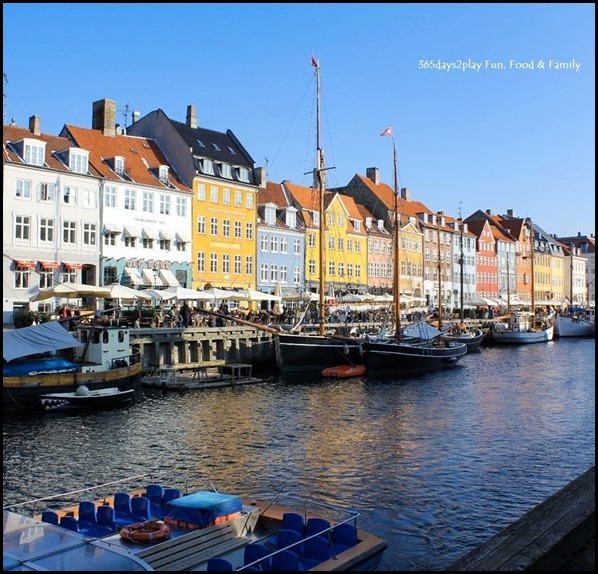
[311,54,319,68]
[380,126,393,137]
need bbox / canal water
[3,338,595,571]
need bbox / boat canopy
[3,321,84,362]
[3,510,152,571]
[164,491,242,528]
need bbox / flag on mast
[380,126,393,137]
[310,54,319,68]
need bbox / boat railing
[2,473,155,516]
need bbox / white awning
[141,268,163,287]
[123,226,141,238]
[159,269,180,287]
[142,228,160,240]
[159,229,175,240]
[175,232,191,243]
[123,267,143,286]
[103,223,122,234]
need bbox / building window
[103,266,117,285]
[62,186,77,205]
[260,263,268,282]
[16,179,32,199]
[124,189,136,210]
[82,189,97,208]
[159,239,171,251]
[104,185,117,207]
[63,221,76,244]
[245,255,253,275]
[238,167,250,183]
[202,158,214,175]
[270,236,278,252]
[124,236,136,247]
[234,255,241,274]
[69,150,89,173]
[234,221,242,239]
[234,190,242,207]
[114,157,125,176]
[15,215,31,240]
[143,191,154,213]
[142,238,154,249]
[39,182,56,202]
[62,268,76,283]
[210,186,218,203]
[197,216,206,234]
[159,193,170,215]
[222,254,230,274]
[265,206,276,225]
[197,183,206,201]
[197,252,205,272]
[223,219,231,237]
[24,142,45,166]
[210,253,218,273]
[294,239,301,255]
[176,196,187,217]
[15,268,30,289]
[83,223,97,246]
[260,235,268,252]
[39,269,53,288]
[246,192,254,209]
[245,222,253,240]
[210,218,218,236]
[158,165,169,184]
[222,188,231,205]
[104,232,117,246]
[39,217,54,242]
[221,163,232,179]
[280,265,288,283]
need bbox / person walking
[181,302,192,328]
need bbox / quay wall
[447,466,595,571]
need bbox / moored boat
[39,386,135,411]
[492,311,554,344]
[3,475,388,571]
[322,364,366,378]
[441,325,486,352]
[554,308,595,338]
[3,320,141,411]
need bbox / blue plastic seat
[145,484,164,518]
[77,501,97,535]
[269,512,305,548]
[163,487,182,504]
[300,535,332,570]
[276,528,303,558]
[96,504,117,536]
[206,557,234,571]
[41,510,59,525]
[130,495,151,523]
[244,542,271,571]
[59,515,79,532]
[305,517,331,538]
[271,549,304,571]
[114,491,134,526]
[332,522,359,554]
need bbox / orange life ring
[120,521,170,543]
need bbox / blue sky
[3,3,595,237]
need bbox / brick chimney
[92,99,116,137]
[255,166,267,188]
[186,105,197,129]
[401,187,411,200]
[366,167,379,184]
[29,115,41,136]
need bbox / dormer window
[365,217,373,228]
[23,139,46,166]
[265,205,276,226]
[114,156,125,176]
[220,163,232,179]
[237,167,250,183]
[159,165,169,184]
[202,158,214,175]
[378,219,385,230]
[286,208,297,229]
[212,143,221,151]
[353,220,361,232]
[69,149,89,174]
[312,211,320,226]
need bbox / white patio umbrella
[104,283,151,301]
[203,288,240,300]
[140,288,176,301]
[162,286,216,302]
[28,282,111,302]
[243,289,282,302]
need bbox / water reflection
[3,339,594,570]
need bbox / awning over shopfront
[63,263,83,271]
[159,269,180,287]
[103,223,122,234]
[159,229,176,240]
[142,228,160,240]
[175,232,191,243]
[123,267,143,286]
[123,226,141,237]
[39,261,60,270]
[141,268,164,287]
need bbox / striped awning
[63,263,83,271]
[15,260,36,269]
[39,261,60,270]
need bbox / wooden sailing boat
[275,56,364,372]
[492,218,554,343]
[363,133,467,376]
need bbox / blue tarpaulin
[165,491,242,527]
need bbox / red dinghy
[322,364,366,378]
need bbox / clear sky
[3,3,595,237]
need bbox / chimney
[365,167,379,184]
[186,105,197,129]
[92,99,116,137]
[463,222,468,233]
[507,209,514,217]
[131,110,140,124]
[29,115,41,136]
[486,209,492,215]
[401,187,411,200]
[255,166,267,188]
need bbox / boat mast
[436,212,442,330]
[506,252,511,316]
[313,56,326,337]
[458,203,464,323]
[529,218,535,320]
[392,139,401,338]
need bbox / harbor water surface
[3,338,595,571]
